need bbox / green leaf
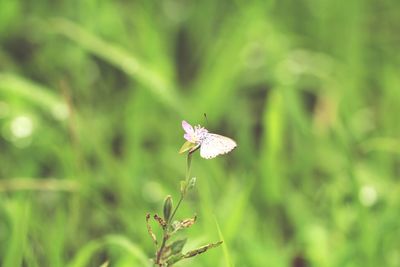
[166,253,184,265]
[179,141,197,154]
[170,238,187,255]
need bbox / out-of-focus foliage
[0,0,400,266]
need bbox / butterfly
[179,120,237,159]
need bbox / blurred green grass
[1,0,400,266]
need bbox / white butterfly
[181,120,237,159]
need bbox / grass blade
[50,18,182,114]
[215,217,234,267]
[0,73,68,120]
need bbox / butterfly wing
[200,133,237,159]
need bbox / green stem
[169,152,193,224]
[169,195,184,225]
[186,152,193,181]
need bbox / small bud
[181,215,197,228]
[170,215,197,233]
[188,177,196,190]
[154,214,167,229]
[163,195,173,222]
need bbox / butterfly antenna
[203,113,209,126]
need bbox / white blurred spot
[52,103,69,121]
[359,185,377,207]
[10,115,33,139]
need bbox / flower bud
[163,195,173,222]
[188,177,196,190]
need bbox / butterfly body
[181,120,237,159]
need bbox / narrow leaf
[215,217,234,267]
[183,241,223,259]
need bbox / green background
[1,0,399,266]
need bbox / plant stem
[154,152,194,266]
[155,230,168,266]
[169,195,184,224]
[169,152,193,223]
